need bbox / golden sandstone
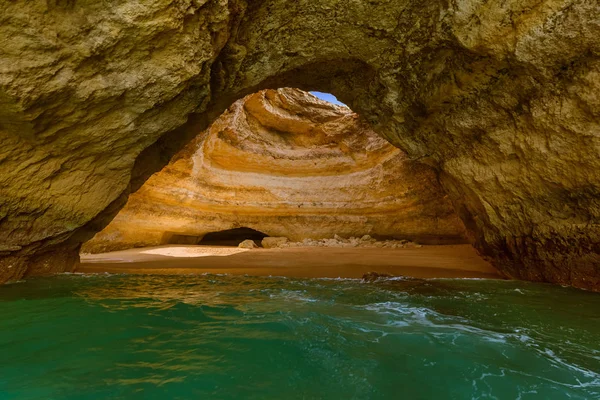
[0,1,598,289]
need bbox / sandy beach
[78,244,502,280]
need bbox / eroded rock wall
[0,0,237,281]
[0,0,598,288]
[83,89,466,253]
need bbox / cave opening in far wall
[198,228,269,247]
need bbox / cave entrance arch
[81,87,469,255]
[0,1,596,289]
[198,228,268,247]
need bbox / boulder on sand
[238,240,258,249]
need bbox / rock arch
[81,88,467,253]
[0,0,598,289]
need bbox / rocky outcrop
[261,237,289,249]
[238,240,258,249]
[264,235,424,250]
[361,272,394,283]
[0,0,598,289]
[82,89,466,253]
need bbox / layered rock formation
[83,89,466,253]
[0,0,598,289]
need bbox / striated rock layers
[82,89,466,253]
[0,0,599,289]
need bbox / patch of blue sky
[309,92,347,107]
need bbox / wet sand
[78,244,502,280]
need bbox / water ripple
[0,274,598,399]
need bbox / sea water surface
[0,274,599,399]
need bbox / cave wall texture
[0,0,599,289]
[82,88,466,253]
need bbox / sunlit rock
[82,89,466,253]
[262,237,290,249]
[238,240,258,249]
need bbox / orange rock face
[83,89,466,253]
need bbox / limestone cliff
[0,0,598,289]
[83,89,466,253]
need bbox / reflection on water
[0,274,599,399]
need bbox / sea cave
[0,0,599,398]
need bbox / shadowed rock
[362,272,394,283]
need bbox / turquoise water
[0,274,599,399]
